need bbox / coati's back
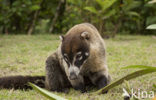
[66,23,104,44]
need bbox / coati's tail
[0,75,45,90]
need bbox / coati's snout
[60,32,90,80]
[69,66,80,80]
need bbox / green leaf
[148,0,156,4]
[123,65,156,70]
[153,84,156,88]
[146,24,156,30]
[96,0,117,12]
[93,66,156,94]
[84,6,97,14]
[29,83,67,100]
[95,0,104,8]
[127,11,140,18]
[30,5,40,11]
[103,9,116,19]
[123,0,141,12]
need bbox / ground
[0,35,155,100]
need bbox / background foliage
[0,0,156,36]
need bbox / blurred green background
[0,0,156,37]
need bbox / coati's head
[60,32,90,80]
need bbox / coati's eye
[77,55,82,61]
[76,54,81,59]
[76,52,82,60]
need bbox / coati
[0,23,111,93]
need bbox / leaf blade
[94,68,156,94]
[84,6,98,14]
[29,83,67,100]
[146,24,156,30]
[123,65,156,70]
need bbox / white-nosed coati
[0,23,111,93]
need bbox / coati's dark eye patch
[63,53,70,66]
[64,57,68,62]
[76,52,82,60]
[74,52,89,67]
[76,54,81,59]
[77,55,83,61]
[63,54,68,61]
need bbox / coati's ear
[59,35,64,41]
[80,32,89,40]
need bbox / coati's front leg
[45,53,71,92]
[69,75,86,93]
[89,71,111,91]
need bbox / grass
[0,35,156,100]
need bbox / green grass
[0,35,156,100]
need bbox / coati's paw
[73,83,86,93]
[52,88,69,93]
[95,75,109,94]
[81,88,86,93]
[95,75,109,90]
[62,88,70,93]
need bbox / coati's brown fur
[45,23,111,92]
[0,23,111,93]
